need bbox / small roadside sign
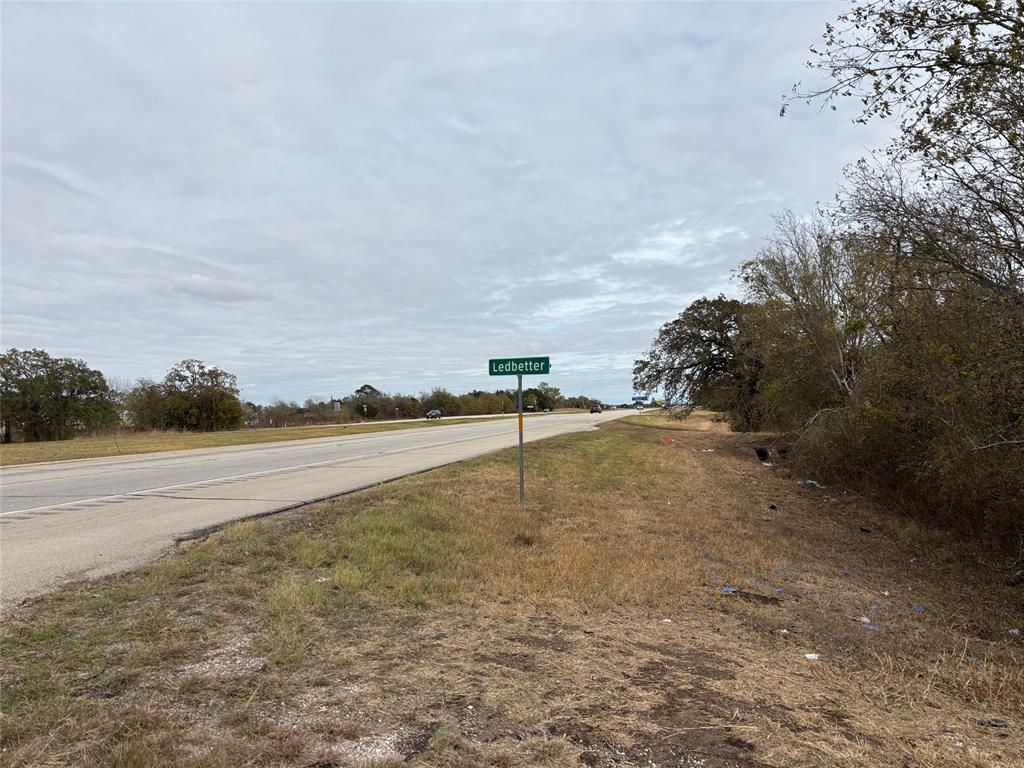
[488,356,550,506]
[632,395,647,402]
[489,357,550,376]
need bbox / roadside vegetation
[635,0,1024,545]
[2,415,1021,767]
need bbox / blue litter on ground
[722,585,739,594]
[842,570,850,578]
[860,623,879,631]
[869,601,881,611]
[912,603,925,613]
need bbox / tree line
[242,382,596,428]
[0,348,598,442]
[636,0,1023,542]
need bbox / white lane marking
[0,414,574,485]
[0,418,592,518]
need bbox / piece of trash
[842,570,850,578]
[860,623,879,631]
[858,616,871,624]
[975,718,1008,728]
[701,448,715,452]
[803,480,825,488]
[777,629,789,635]
[804,653,819,661]
[722,585,739,594]
[772,587,784,593]
[662,618,672,624]
[315,577,328,583]
[868,601,881,611]
[883,590,890,597]
[967,655,978,662]
[912,603,925,613]
[1010,628,1021,637]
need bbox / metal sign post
[489,356,550,506]
[517,374,525,505]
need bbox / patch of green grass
[895,519,959,563]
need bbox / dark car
[589,404,602,414]
[425,409,442,419]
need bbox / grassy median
[2,414,1021,767]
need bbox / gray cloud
[1,2,892,402]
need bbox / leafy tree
[161,359,244,431]
[633,296,763,429]
[125,360,243,431]
[0,348,117,442]
[421,388,462,417]
[354,384,383,399]
[789,0,1024,299]
[533,382,563,410]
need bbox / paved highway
[0,410,626,609]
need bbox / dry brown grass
[2,413,1021,767]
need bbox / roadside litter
[912,603,925,614]
[804,653,819,661]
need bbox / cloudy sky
[1,2,891,403]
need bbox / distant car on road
[425,409,442,419]
[589,404,602,414]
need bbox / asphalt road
[0,410,627,609]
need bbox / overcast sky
[1,2,891,404]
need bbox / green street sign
[488,357,550,376]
